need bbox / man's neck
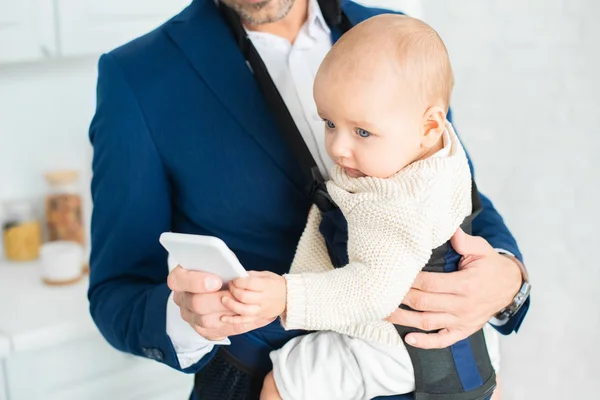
[243,0,309,44]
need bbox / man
[88,0,530,398]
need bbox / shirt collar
[307,0,331,37]
[214,0,330,33]
[228,0,331,43]
[431,122,453,159]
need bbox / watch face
[493,281,531,325]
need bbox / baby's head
[314,14,454,178]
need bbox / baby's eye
[356,128,371,138]
[324,119,336,129]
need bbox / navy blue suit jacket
[88,0,528,376]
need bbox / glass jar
[44,170,85,245]
[2,200,42,261]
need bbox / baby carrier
[193,2,496,399]
[317,173,497,400]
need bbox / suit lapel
[164,0,382,194]
[341,0,395,25]
[165,0,305,192]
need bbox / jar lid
[45,170,79,185]
[40,241,84,257]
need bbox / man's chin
[234,0,294,26]
[244,0,271,8]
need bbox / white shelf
[0,259,194,399]
[45,354,193,400]
[0,260,96,354]
[0,0,191,64]
[55,0,190,57]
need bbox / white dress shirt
[166,0,333,369]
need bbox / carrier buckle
[309,167,337,213]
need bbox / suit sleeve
[87,53,217,373]
[448,108,529,334]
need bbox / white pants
[270,325,500,400]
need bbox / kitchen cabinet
[0,0,56,63]
[55,0,191,57]
[0,261,193,400]
[0,0,423,64]
[0,0,190,63]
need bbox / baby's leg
[269,331,365,400]
[269,330,413,400]
[490,374,502,400]
[260,371,282,400]
[483,324,502,400]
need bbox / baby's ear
[421,106,446,148]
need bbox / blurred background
[0,0,597,399]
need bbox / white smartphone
[159,232,248,284]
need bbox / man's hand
[387,228,522,349]
[221,271,287,324]
[167,266,274,341]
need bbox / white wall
[0,57,97,199]
[0,57,98,250]
[418,0,600,398]
[357,0,422,18]
[0,0,598,398]
[365,1,600,396]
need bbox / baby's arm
[282,198,436,331]
[221,164,470,328]
[288,204,334,274]
[219,205,334,325]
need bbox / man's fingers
[402,289,464,314]
[387,308,458,333]
[222,296,261,316]
[173,291,183,307]
[167,266,223,293]
[411,271,461,295]
[179,291,230,315]
[186,310,271,333]
[183,311,275,340]
[450,228,494,258]
[404,328,465,349]
[180,306,232,329]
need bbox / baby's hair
[321,14,454,112]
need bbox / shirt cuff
[166,291,230,369]
[494,248,515,257]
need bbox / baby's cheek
[366,150,408,178]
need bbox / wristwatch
[489,252,531,326]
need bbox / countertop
[0,259,96,356]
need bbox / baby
[221,14,501,400]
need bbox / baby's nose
[330,137,352,159]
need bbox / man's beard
[225,0,295,26]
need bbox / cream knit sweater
[282,123,473,347]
